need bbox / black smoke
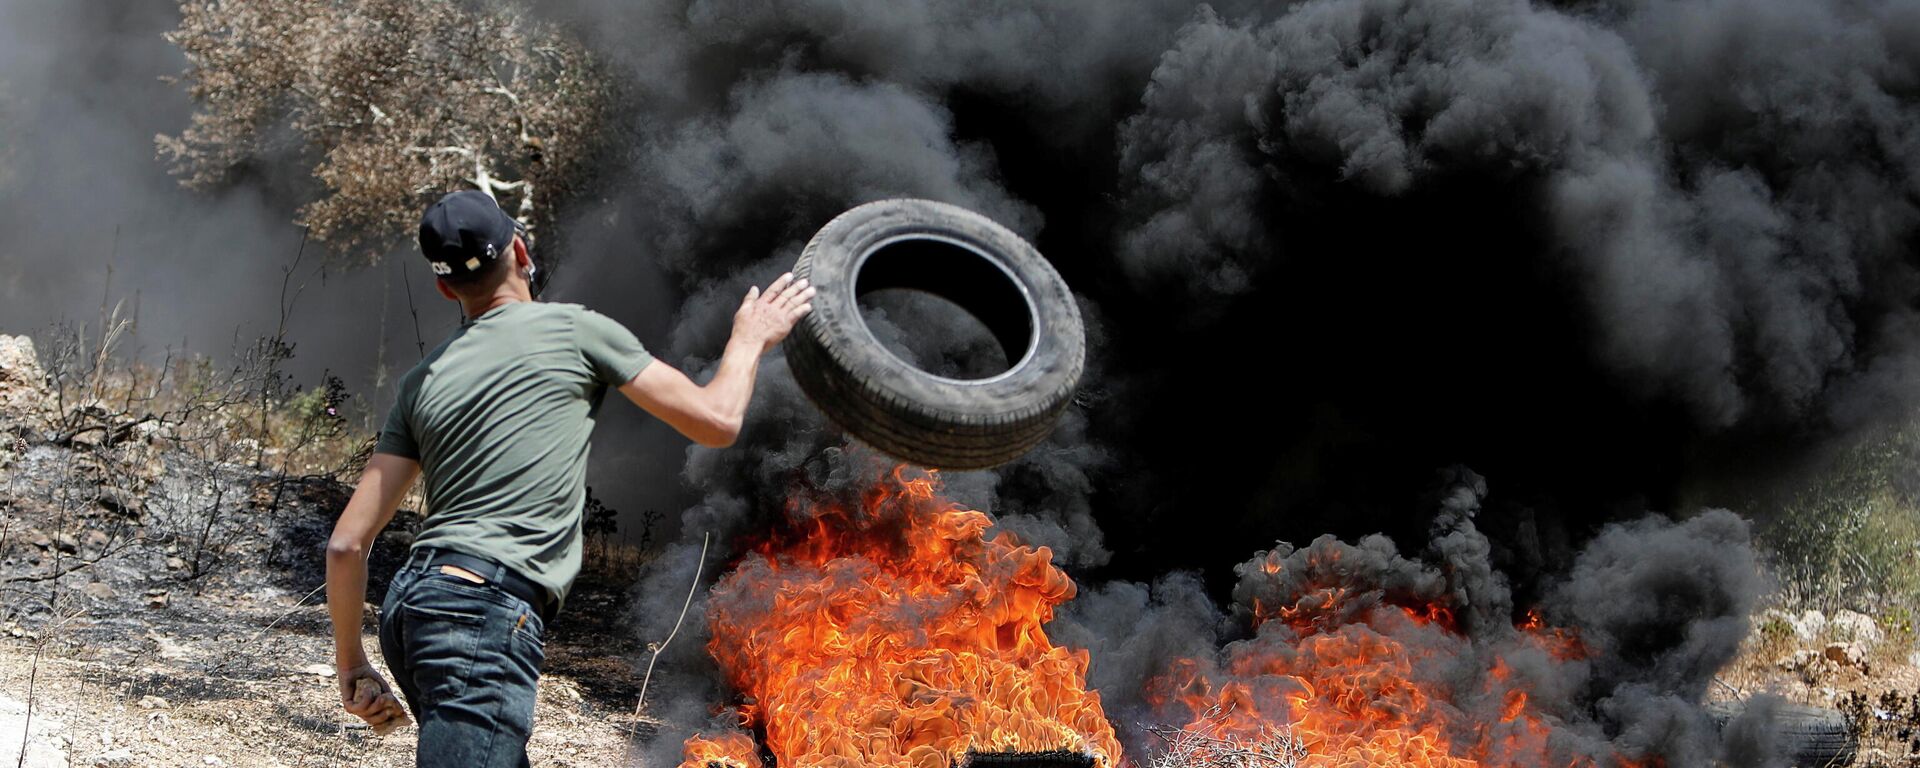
[1055,470,1771,763]
[0,1,487,449]
[6,0,1915,764]
[517,0,1916,763]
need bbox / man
[324,189,813,766]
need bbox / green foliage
[1756,414,1920,614]
[1759,614,1796,644]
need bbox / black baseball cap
[417,190,521,278]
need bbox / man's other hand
[339,662,407,731]
[733,272,815,352]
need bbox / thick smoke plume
[3,0,1914,764]
[0,3,473,401]
[1056,470,1771,764]
[522,0,1915,763]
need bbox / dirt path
[0,582,644,768]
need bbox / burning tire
[1709,699,1857,766]
[785,198,1085,470]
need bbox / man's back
[377,301,652,610]
[326,189,813,760]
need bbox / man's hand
[617,273,815,447]
[325,452,418,731]
[339,662,408,733]
[732,272,815,352]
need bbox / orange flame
[679,731,763,768]
[1150,570,1650,766]
[680,466,1120,768]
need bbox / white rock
[1829,610,1884,647]
[0,695,68,768]
[0,335,50,417]
[94,748,136,767]
[1790,609,1828,643]
[136,695,170,711]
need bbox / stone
[94,749,136,767]
[53,533,78,554]
[0,335,51,419]
[145,590,169,609]
[165,557,187,571]
[136,696,170,711]
[82,529,110,555]
[1824,642,1869,672]
[0,694,68,768]
[1789,609,1827,643]
[80,582,114,601]
[1778,649,1819,671]
[95,487,144,517]
[1829,610,1884,647]
[130,420,168,442]
[67,427,105,449]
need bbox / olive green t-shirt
[374,301,653,612]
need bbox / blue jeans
[378,551,547,768]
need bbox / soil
[1,442,661,768]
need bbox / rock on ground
[0,334,51,418]
[1829,610,1885,647]
[0,694,69,768]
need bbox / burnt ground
[5,336,1919,768]
[0,437,660,768]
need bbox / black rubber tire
[1708,699,1857,767]
[785,199,1085,470]
[962,751,1097,768]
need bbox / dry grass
[1701,410,1920,766]
[1144,707,1307,768]
[3,322,662,766]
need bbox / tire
[785,199,1085,470]
[1708,699,1857,766]
[962,751,1097,768]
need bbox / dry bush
[1840,688,1920,767]
[18,301,377,588]
[159,0,612,261]
[1144,707,1307,768]
[577,488,659,587]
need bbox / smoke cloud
[5,0,1915,763]
[507,0,1914,760]
[0,1,479,442]
[1054,470,1768,763]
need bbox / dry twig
[626,532,710,754]
[1144,705,1307,768]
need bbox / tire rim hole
[854,236,1035,381]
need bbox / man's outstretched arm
[619,272,814,447]
[325,451,420,726]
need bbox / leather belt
[409,547,553,623]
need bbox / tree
[158,0,610,260]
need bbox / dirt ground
[1715,607,1920,765]
[0,574,655,768]
[0,442,662,768]
[6,333,1918,767]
